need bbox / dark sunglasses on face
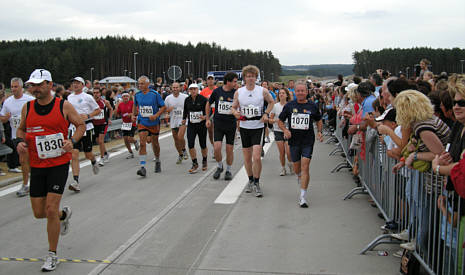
[453,99,465,107]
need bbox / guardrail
[332,116,464,275]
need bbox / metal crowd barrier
[332,116,464,275]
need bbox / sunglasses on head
[453,99,465,107]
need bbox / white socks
[217,162,223,169]
[300,189,307,199]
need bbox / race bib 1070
[291,113,310,130]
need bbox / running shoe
[254,182,263,197]
[245,181,253,193]
[16,184,29,197]
[103,153,110,163]
[202,160,208,171]
[391,229,409,241]
[134,140,140,151]
[60,206,72,236]
[224,171,233,181]
[265,136,270,143]
[41,251,58,272]
[176,155,183,164]
[137,167,146,177]
[155,161,161,173]
[98,158,105,167]
[288,162,294,175]
[183,150,188,160]
[400,241,416,251]
[279,167,286,176]
[299,197,308,208]
[189,163,199,174]
[69,180,81,192]
[92,163,100,175]
[8,168,22,173]
[213,167,223,179]
[126,153,134,159]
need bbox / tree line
[352,47,465,77]
[0,36,282,85]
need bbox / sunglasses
[453,99,465,107]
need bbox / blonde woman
[269,88,293,175]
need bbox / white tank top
[238,85,264,129]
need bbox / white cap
[72,77,85,85]
[26,69,52,84]
[345,83,358,92]
[188,83,198,89]
[122,92,130,96]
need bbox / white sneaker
[103,153,110,163]
[69,180,81,192]
[41,251,58,272]
[288,162,294,175]
[60,206,72,235]
[279,167,286,176]
[392,229,409,241]
[400,241,416,251]
[98,158,105,167]
[265,136,270,143]
[8,168,22,173]
[299,197,308,208]
[16,184,29,197]
[134,140,140,151]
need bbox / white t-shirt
[271,102,285,132]
[238,85,264,129]
[384,125,402,151]
[67,91,99,130]
[0,94,35,138]
[164,93,188,128]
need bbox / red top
[451,152,465,198]
[201,86,216,113]
[25,98,71,168]
[93,99,106,125]
[117,100,136,126]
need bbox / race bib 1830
[35,133,65,159]
[291,113,310,130]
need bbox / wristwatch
[71,138,77,144]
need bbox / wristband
[413,152,418,161]
[15,138,25,143]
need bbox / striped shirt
[412,116,450,152]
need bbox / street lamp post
[163,71,166,84]
[90,67,94,87]
[133,52,139,80]
[185,60,192,78]
[271,72,274,82]
[212,64,218,71]
[406,67,410,79]
[461,60,464,74]
[150,72,154,83]
[124,69,127,76]
[261,70,264,81]
[128,72,132,79]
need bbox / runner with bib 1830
[206,72,238,180]
[278,80,323,208]
[16,69,86,272]
[133,76,166,177]
[232,65,275,197]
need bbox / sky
[1,0,464,65]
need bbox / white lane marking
[214,137,274,204]
[88,165,216,275]
[0,132,173,198]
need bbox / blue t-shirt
[278,100,322,146]
[134,90,165,126]
[288,88,295,99]
[361,94,376,117]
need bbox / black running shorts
[30,162,70,197]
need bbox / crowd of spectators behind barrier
[1,59,465,272]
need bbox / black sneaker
[213,167,223,179]
[224,171,232,181]
[155,161,161,173]
[137,167,146,177]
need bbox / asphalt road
[0,131,399,275]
